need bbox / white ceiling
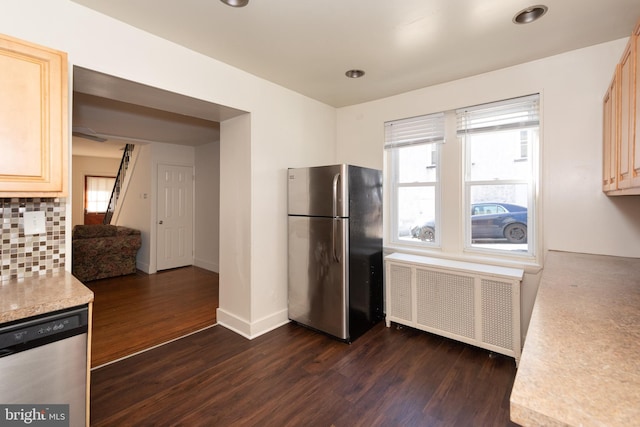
[70,0,640,157]
[72,0,640,107]
[73,88,222,157]
[72,67,245,157]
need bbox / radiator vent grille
[385,253,523,365]
[481,279,513,349]
[416,270,475,339]
[388,264,412,322]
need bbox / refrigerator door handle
[332,172,341,263]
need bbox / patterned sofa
[72,224,142,282]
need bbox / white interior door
[157,164,194,271]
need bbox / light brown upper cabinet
[602,68,618,192]
[0,34,68,197]
[632,21,640,189]
[603,19,640,195]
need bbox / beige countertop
[0,271,94,323]
[510,251,640,426]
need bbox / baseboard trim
[251,309,290,338]
[136,261,150,274]
[194,258,219,273]
[216,307,289,340]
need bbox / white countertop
[510,251,640,426]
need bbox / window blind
[457,94,539,135]
[384,112,445,149]
[86,176,116,212]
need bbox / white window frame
[385,113,445,248]
[384,94,542,267]
[387,145,441,247]
[459,94,539,260]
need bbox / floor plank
[91,321,518,426]
[85,266,218,367]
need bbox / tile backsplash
[1,198,66,282]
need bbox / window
[458,94,539,256]
[385,113,444,245]
[385,94,540,262]
[519,130,529,160]
[85,176,116,213]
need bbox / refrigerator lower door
[288,216,349,340]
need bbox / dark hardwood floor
[91,320,518,426]
[85,266,219,367]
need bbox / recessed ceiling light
[220,0,249,7]
[513,5,548,24]
[345,69,365,79]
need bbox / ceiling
[72,67,245,157]
[73,92,220,157]
[70,0,640,157]
[72,0,640,107]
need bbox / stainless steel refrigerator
[287,164,383,342]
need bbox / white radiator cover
[385,253,523,365]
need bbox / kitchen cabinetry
[603,19,640,195]
[602,69,618,192]
[632,22,640,189]
[0,34,68,197]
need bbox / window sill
[383,243,543,274]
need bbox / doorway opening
[71,66,245,363]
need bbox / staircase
[104,144,134,225]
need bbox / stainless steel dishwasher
[0,305,89,427]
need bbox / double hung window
[385,94,540,261]
[385,113,444,245]
[459,94,539,255]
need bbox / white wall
[337,38,640,258]
[115,144,152,272]
[194,142,220,273]
[106,141,220,275]
[1,0,336,338]
[150,142,196,274]
[218,114,253,332]
[336,38,640,338]
[248,98,336,332]
[70,155,120,228]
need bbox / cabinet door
[602,71,618,192]
[618,42,632,189]
[632,23,640,188]
[0,34,68,196]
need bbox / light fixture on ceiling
[513,5,548,24]
[220,0,249,7]
[345,69,365,79]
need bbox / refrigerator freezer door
[288,215,349,340]
[288,165,349,217]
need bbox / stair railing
[103,144,134,224]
